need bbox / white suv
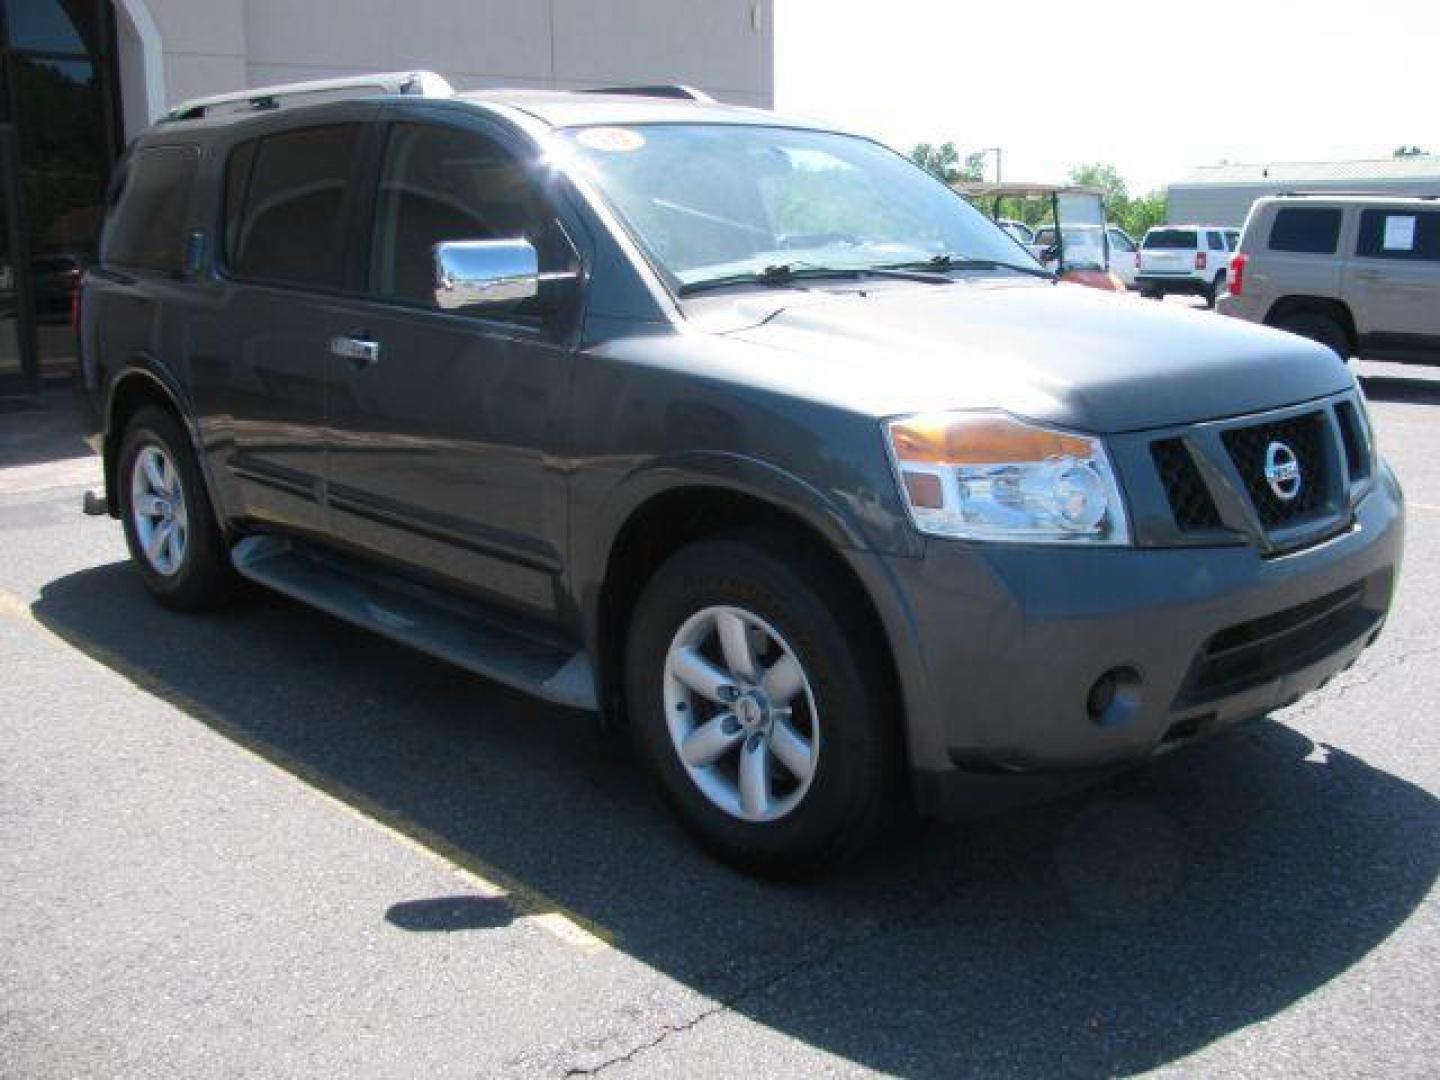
[1218,194,1440,364]
[1137,225,1238,306]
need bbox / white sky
[774,0,1440,194]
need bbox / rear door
[319,115,584,623]
[189,111,377,536]
[1345,207,1440,356]
[1140,228,1198,277]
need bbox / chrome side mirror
[432,239,539,310]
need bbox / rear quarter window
[1267,208,1342,254]
[1143,229,1197,249]
[1355,209,1440,261]
[100,145,200,273]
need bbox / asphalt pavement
[1,366,1437,1079]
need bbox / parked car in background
[998,218,1034,245]
[82,74,1403,876]
[1137,225,1234,306]
[1219,194,1440,364]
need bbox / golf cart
[954,182,1127,293]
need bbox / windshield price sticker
[1383,215,1417,251]
[576,127,646,152]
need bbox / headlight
[886,411,1130,545]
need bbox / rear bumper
[886,465,1404,818]
[1137,274,1209,295]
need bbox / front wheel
[625,535,902,876]
[1272,311,1351,361]
[118,406,238,611]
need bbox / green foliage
[909,141,986,185]
[1069,163,1165,238]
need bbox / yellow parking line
[0,585,614,952]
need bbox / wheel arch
[583,461,930,771]
[102,362,209,522]
[1264,295,1358,353]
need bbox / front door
[323,118,582,624]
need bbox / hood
[713,282,1352,433]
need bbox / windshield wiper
[677,261,953,296]
[882,254,1055,281]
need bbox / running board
[230,536,597,710]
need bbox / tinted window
[367,123,557,317]
[102,145,199,273]
[1143,229,1197,249]
[1355,209,1440,261]
[1206,231,1225,251]
[1109,230,1135,252]
[227,124,364,288]
[1268,208,1341,254]
[1225,230,1240,250]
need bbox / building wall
[1168,179,1440,229]
[114,0,774,138]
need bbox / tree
[1068,162,1129,206]
[1393,145,1428,158]
[1066,162,1166,237]
[910,141,987,185]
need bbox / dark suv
[81,73,1404,875]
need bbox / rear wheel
[625,534,902,876]
[1205,272,1226,308]
[1272,310,1351,361]
[118,406,238,611]
[1140,287,1162,300]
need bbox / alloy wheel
[662,604,820,822]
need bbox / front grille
[1221,411,1330,528]
[1334,401,1371,481]
[1152,438,1222,530]
[1176,579,1379,707]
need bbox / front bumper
[886,465,1404,818]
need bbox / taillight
[1230,253,1247,297]
[1195,251,1207,271]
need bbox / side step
[230,536,597,711]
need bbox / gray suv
[80,73,1404,875]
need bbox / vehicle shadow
[1358,372,1440,406]
[31,562,1440,1078]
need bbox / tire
[1205,272,1226,309]
[117,405,238,611]
[1140,287,1162,301]
[1272,311,1351,361]
[625,533,903,876]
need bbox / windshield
[555,123,1035,289]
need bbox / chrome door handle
[330,335,381,366]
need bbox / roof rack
[579,84,715,103]
[1272,190,1439,200]
[165,70,453,121]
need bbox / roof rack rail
[1273,190,1439,200]
[579,84,715,103]
[165,70,453,121]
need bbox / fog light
[1087,666,1142,727]
[1086,673,1117,719]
